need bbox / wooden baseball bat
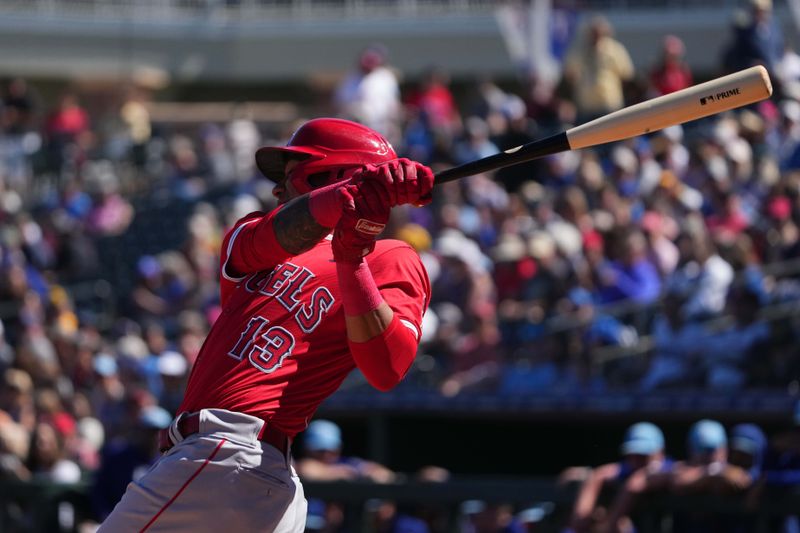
[434,65,772,184]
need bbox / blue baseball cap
[730,424,766,456]
[688,419,727,454]
[93,353,118,377]
[139,405,172,430]
[621,422,665,456]
[303,420,342,452]
[460,500,487,515]
[137,255,162,279]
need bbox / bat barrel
[434,132,570,185]
[566,65,772,150]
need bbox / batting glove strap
[331,181,390,263]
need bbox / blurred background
[1,0,800,531]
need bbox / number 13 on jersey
[228,316,296,374]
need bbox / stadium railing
[1,477,797,532]
[0,0,767,23]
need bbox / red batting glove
[332,180,391,263]
[354,158,434,207]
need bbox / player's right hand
[331,180,391,263]
[353,158,434,207]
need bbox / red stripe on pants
[139,438,228,532]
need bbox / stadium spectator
[226,103,261,182]
[661,419,741,532]
[667,230,735,320]
[0,369,36,432]
[771,99,800,170]
[453,116,500,166]
[595,229,661,305]
[154,350,188,415]
[2,78,36,135]
[297,419,397,533]
[44,92,91,174]
[334,44,402,145]
[118,86,152,168]
[296,419,395,483]
[90,404,171,521]
[722,0,784,74]
[701,283,771,389]
[728,423,767,487]
[0,409,31,481]
[404,65,461,150]
[757,404,800,532]
[84,161,135,237]
[567,422,667,533]
[639,286,706,390]
[564,16,634,120]
[649,35,693,97]
[28,420,81,484]
[365,499,431,533]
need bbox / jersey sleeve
[366,241,431,342]
[219,209,292,307]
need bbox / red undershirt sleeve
[348,314,419,391]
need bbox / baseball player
[99,118,434,532]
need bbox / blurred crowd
[0,0,798,529]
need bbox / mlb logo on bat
[700,95,715,105]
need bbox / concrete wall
[0,5,796,83]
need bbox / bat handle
[433,132,570,186]
[434,153,511,184]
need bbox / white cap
[157,351,188,377]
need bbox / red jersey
[179,212,430,437]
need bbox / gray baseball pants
[98,409,307,532]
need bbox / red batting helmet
[255,118,397,194]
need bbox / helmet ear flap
[306,172,333,189]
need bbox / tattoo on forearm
[273,196,330,255]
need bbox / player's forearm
[273,195,331,255]
[344,303,394,342]
[572,479,602,521]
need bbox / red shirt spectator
[405,67,460,132]
[650,35,693,96]
[46,93,89,140]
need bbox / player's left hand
[332,180,391,263]
[353,158,434,207]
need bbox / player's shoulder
[367,239,428,285]
[223,210,267,238]
[369,239,421,263]
[235,210,269,227]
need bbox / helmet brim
[255,145,325,182]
